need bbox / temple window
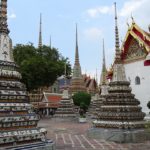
[135,76,140,85]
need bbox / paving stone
[38,118,150,150]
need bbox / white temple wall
[124,60,150,114]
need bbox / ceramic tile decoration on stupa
[88,3,149,143]
[54,88,75,117]
[0,1,55,149]
[55,70,75,117]
[70,24,86,94]
[92,39,109,118]
[88,93,100,119]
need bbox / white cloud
[8,13,16,19]
[98,6,113,14]
[119,0,146,17]
[83,27,102,41]
[118,0,150,36]
[86,6,113,18]
[87,9,98,18]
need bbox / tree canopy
[13,43,71,91]
[147,101,150,109]
[72,92,91,114]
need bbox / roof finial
[131,13,135,24]
[0,0,9,34]
[126,18,130,30]
[75,23,79,65]
[38,13,42,48]
[114,2,121,63]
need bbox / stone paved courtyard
[38,117,150,150]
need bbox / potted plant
[147,101,150,111]
[72,92,91,123]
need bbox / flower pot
[79,117,86,123]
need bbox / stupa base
[4,140,55,150]
[87,128,150,143]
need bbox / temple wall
[124,60,150,114]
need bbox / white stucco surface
[124,60,150,114]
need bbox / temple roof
[107,22,150,79]
[39,92,62,108]
[42,92,62,103]
[121,22,150,60]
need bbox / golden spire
[38,13,42,48]
[0,0,9,34]
[131,13,135,24]
[75,23,79,65]
[126,18,130,31]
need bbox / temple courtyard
[38,117,150,150]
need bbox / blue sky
[7,0,150,82]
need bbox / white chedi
[0,34,14,62]
[62,89,69,99]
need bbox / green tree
[13,43,71,91]
[147,101,150,110]
[13,43,36,65]
[72,92,91,117]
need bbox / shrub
[72,92,91,116]
[147,101,150,109]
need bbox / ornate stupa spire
[112,2,126,82]
[99,39,108,95]
[75,23,80,66]
[102,39,106,72]
[0,0,9,34]
[100,39,107,85]
[72,24,82,78]
[70,24,86,93]
[114,2,121,64]
[38,13,42,48]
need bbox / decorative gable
[124,38,147,63]
[121,21,150,64]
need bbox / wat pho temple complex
[1,0,150,149]
[29,7,150,117]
